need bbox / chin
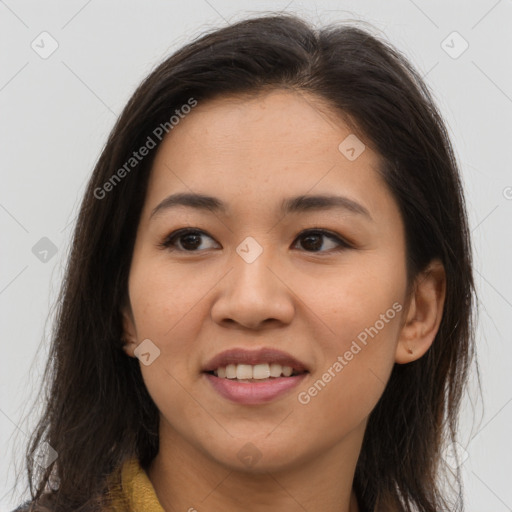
[202,437,310,474]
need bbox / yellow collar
[107,456,165,511]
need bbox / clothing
[13,458,369,511]
[11,457,164,512]
[106,456,165,512]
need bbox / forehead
[157,89,366,167]
[142,89,395,225]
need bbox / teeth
[225,364,237,379]
[282,366,293,377]
[253,363,270,379]
[212,363,296,379]
[236,364,253,380]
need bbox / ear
[395,259,446,364]
[120,299,138,358]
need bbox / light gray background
[1,1,511,510]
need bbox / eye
[158,228,352,253]
[159,228,219,252]
[293,229,352,253]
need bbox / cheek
[293,259,405,422]
[302,255,405,350]
[127,264,210,403]
[294,308,402,437]
[133,303,209,429]
[128,256,216,341]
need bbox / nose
[210,244,295,330]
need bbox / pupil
[182,234,201,250]
[302,234,321,251]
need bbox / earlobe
[120,303,138,358]
[395,259,446,364]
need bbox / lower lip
[203,372,308,405]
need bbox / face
[122,89,411,472]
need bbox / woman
[13,12,477,512]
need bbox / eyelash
[158,228,353,254]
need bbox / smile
[203,370,308,405]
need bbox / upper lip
[202,347,309,373]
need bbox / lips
[202,347,309,374]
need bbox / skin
[121,89,446,512]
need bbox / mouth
[202,347,309,380]
[204,363,306,382]
[202,347,309,404]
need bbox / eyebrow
[150,192,373,221]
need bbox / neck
[147,417,364,512]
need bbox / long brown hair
[14,12,478,512]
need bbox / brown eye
[160,229,218,252]
[293,229,351,253]
[159,228,352,254]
